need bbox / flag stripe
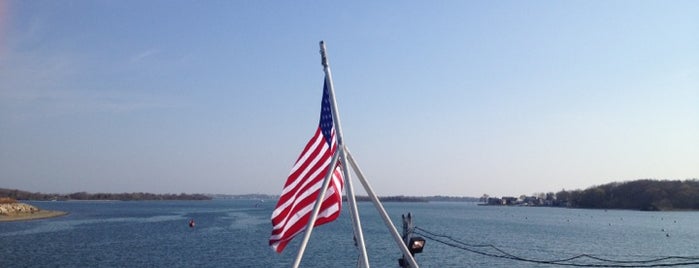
[271,136,335,222]
[270,182,340,239]
[271,131,330,220]
[270,163,343,252]
[270,140,339,237]
[271,166,342,233]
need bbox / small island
[0,197,68,222]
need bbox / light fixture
[398,236,426,267]
[408,237,425,254]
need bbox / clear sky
[1,1,697,197]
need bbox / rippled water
[1,200,698,267]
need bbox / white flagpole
[346,149,420,268]
[292,150,341,268]
[320,41,370,268]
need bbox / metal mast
[292,41,419,268]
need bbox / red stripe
[272,129,327,220]
[283,128,325,188]
[273,161,327,228]
[271,164,335,236]
[271,181,342,252]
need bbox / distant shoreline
[0,210,69,222]
[0,188,212,201]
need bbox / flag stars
[319,81,335,145]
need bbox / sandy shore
[0,210,69,222]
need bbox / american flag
[269,78,344,253]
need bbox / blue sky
[1,1,697,197]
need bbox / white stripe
[270,199,314,240]
[289,132,324,175]
[270,201,340,241]
[271,172,329,231]
[271,181,322,231]
[271,143,330,219]
[271,151,331,220]
[280,138,328,197]
[271,160,329,222]
[270,186,339,240]
[276,131,335,210]
[273,164,341,227]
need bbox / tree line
[348,195,479,202]
[350,195,429,202]
[0,188,212,201]
[554,179,699,211]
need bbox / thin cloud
[129,49,159,63]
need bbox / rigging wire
[413,226,699,267]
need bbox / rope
[413,226,699,267]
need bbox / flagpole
[346,149,420,268]
[292,150,341,268]
[320,41,370,268]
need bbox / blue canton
[319,79,334,146]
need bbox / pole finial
[319,40,328,68]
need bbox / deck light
[408,237,425,254]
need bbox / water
[1,200,698,267]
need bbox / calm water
[1,200,698,267]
